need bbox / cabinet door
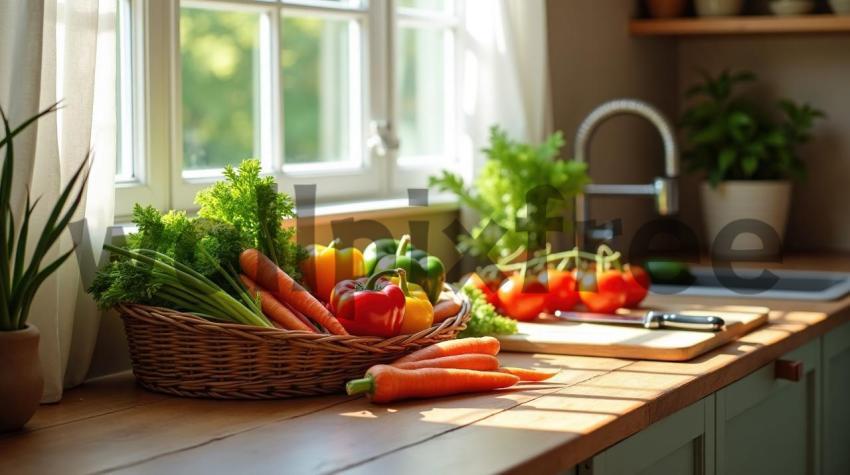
[716,339,820,475]
[589,396,714,475]
[823,320,850,475]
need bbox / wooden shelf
[630,15,850,36]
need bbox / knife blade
[553,310,725,332]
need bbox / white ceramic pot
[830,0,850,14]
[769,0,814,15]
[700,180,792,256]
[695,0,744,16]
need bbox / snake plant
[0,103,90,331]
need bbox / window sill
[300,193,459,226]
[115,194,460,231]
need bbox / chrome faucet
[573,99,679,248]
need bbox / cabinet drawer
[716,339,820,475]
[590,397,713,475]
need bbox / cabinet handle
[775,359,803,382]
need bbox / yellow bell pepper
[300,239,365,303]
[397,269,434,334]
[389,277,428,301]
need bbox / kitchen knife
[553,310,725,332]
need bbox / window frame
[116,0,462,220]
[392,0,461,194]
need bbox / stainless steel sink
[650,267,850,301]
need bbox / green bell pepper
[371,234,445,304]
[363,238,413,275]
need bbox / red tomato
[497,273,547,321]
[622,265,650,308]
[463,272,501,307]
[577,269,627,314]
[539,269,579,313]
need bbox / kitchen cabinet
[588,397,714,475]
[715,339,820,475]
[580,338,826,475]
[822,320,850,474]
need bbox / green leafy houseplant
[429,126,589,259]
[0,104,90,331]
[681,69,824,186]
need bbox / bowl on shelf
[830,0,850,14]
[647,0,688,18]
[695,0,744,16]
[769,0,815,15]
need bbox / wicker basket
[117,287,470,399]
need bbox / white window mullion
[258,8,277,172]
[168,0,187,211]
[390,0,460,194]
[269,7,284,173]
[115,0,173,220]
[366,0,393,197]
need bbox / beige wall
[546,0,679,255]
[548,1,849,253]
[677,37,850,252]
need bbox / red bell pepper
[330,269,405,337]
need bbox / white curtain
[0,0,117,402]
[458,0,551,178]
[456,0,551,225]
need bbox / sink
[650,267,850,301]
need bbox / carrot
[498,367,559,382]
[346,365,519,403]
[393,336,500,364]
[433,298,462,323]
[281,300,321,333]
[240,275,315,333]
[393,354,500,371]
[240,248,348,335]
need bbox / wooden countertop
[3,254,850,475]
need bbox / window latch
[368,120,400,157]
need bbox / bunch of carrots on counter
[346,337,558,403]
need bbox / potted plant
[681,70,824,255]
[429,126,589,261]
[0,104,90,432]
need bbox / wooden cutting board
[497,305,770,361]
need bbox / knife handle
[645,312,725,332]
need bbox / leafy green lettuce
[458,286,517,338]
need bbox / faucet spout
[572,99,680,248]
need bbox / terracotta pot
[695,0,745,16]
[700,180,791,257]
[647,0,688,18]
[0,324,43,432]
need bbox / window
[116,0,461,219]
